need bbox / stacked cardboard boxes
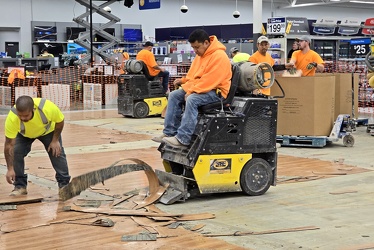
[271,73,358,136]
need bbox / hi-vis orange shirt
[291,50,324,76]
[249,51,275,96]
[136,49,159,77]
[180,36,231,98]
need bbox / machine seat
[199,64,240,113]
[139,60,159,81]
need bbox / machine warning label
[210,159,232,173]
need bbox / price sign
[350,38,371,56]
[267,18,286,34]
[350,44,369,56]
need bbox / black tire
[240,158,273,196]
[133,101,149,118]
[343,134,354,147]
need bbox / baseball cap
[257,36,269,44]
[230,47,239,54]
[296,35,311,44]
[144,41,154,47]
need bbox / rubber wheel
[343,134,354,147]
[133,101,149,118]
[240,158,273,196]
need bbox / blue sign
[350,38,371,45]
[139,0,160,10]
[268,17,286,24]
[313,26,335,35]
[338,27,360,36]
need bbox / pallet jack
[276,114,356,148]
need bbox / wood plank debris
[190,224,205,231]
[329,190,358,195]
[63,204,182,217]
[89,186,110,191]
[0,193,43,205]
[110,194,135,208]
[312,171,347,175]
[175,213,216,221]
[59,159,161,201]
[204,226,320,237]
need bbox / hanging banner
[313,17,338,35]
[362,18,374,35]
[338,18,362,36]
[285,17,310,35]
[139,0,161,10]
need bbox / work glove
[306,62,317,70]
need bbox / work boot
[152,134,168,143]
[162,136,188,149]
[9,187,28,196]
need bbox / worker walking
[4,96,71,196]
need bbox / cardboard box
[332,73,358,119]
[316,73,359,119]
[271,75,335,136]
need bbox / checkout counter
[0,57,54,71]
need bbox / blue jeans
[163,88,221,145]
[158,70,170,93]
[13,132,71,189]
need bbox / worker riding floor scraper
[60,62,280,205]
[117,59,168,118]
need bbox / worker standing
[286,35,324,76]
[229,47,250,63]
[248,36,275,96]
[4,96,71,196]
[40,48,54,57]
[287,40,300,62]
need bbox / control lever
[216,89,225,117]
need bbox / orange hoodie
[8,69,26,84]
[181,36,232,98]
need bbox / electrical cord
[271,79,285,99]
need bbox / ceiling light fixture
[180,0,188,13]
[233,0,240,18]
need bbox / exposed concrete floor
[0,109,374,249]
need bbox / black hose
[271,78,285,99]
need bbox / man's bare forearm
[4,138,14,170]
[52,120,64,143]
